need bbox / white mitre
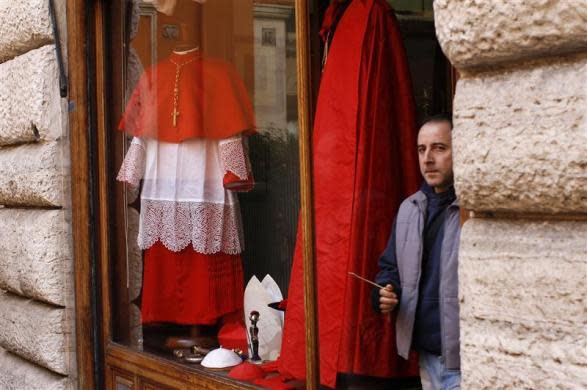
[244,275,283,361]
[261,274,284,324]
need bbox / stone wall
[434,1,587,389]
[0,0,73,389]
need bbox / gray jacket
[394,190,461,369]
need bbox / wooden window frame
[67,0,320,389]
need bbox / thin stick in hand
[348,272,386,290]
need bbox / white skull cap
[201,347,242,369]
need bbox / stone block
[0,209,71,306]
[461,327,587,390]
[0,141,65,207]
[0,44,62,145]
[0,348,70,390]
[453,56,587,214]
[0,292,71,375]
[459,219,587,389]
[434,0,587,70]
[0,0,53,63]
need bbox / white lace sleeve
[218,135,249,180]
[117,137,146,187]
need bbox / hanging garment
[118,136,250,254]
[278,0,421,387]
[141,241,244,324]
[117,135,252,324]
[118,50,255,324]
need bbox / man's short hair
[418,113,453,131]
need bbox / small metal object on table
[184,353,204,364]
[249,310,262,363]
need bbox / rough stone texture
[128,208,143,348]
[0,0,73,385]
[459,219,587,389]
[0,141,65,207]
[0,0,53,63]
[453,55,587,214]
[0,44,62,145]
[128,207,143,301]
[0,293,70,375]
[0,348,70,390]
[434,0,587,70]
[0,209,71,306]
[130,304,143,349]
[0,292,71,376]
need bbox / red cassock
[278,0,421,387]
[117,50,254,325]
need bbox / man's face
[417,121,454,193]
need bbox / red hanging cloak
[278,0,421,387]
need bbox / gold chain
[169,57,196,127]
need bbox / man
[372,114,461,390]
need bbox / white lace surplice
[117,135,249,255]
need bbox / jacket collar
[411,183,460,208]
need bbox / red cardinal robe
[117,50,255,325]
[278,0,421,387]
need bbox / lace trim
[219,138,249,180]
[138,199,244,254]
[117,141,146,187]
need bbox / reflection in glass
[113,0,299,373]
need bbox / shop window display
[112,0,300,375]
[103,0,452,388]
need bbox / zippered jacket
[372,189,461,369]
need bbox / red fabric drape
[278,0,420,387]
[141,241,244,325]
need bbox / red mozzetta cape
[278,0,421,387]
[119,50,256,142]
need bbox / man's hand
[379,284,398,313]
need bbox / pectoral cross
[172,107,180,127]
[170,55,197,129]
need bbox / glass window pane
[111,0,300,373]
